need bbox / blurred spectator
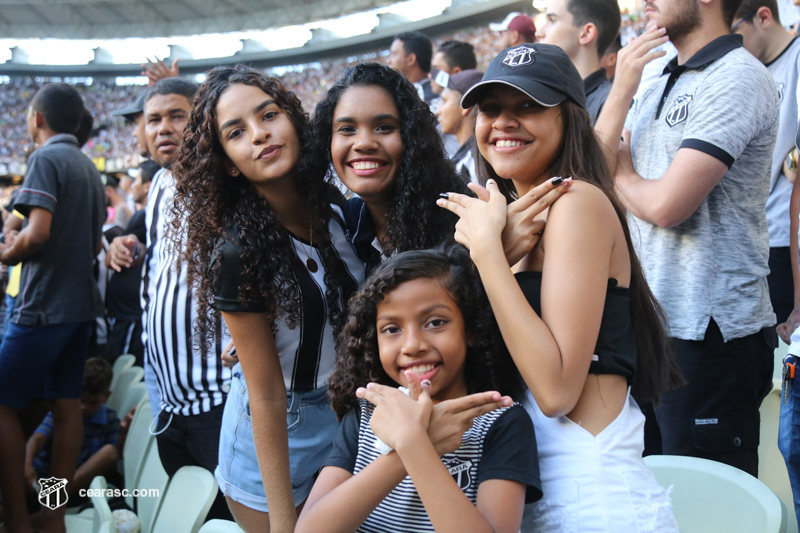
[388,31,436,103]
[490,12,537,47]
[602,34,622,80]
[0,82,106,533]
[536,0,620,124]
[434,69,483,183]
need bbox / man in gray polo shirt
[596,0,779,475]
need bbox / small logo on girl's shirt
[444,457,473,490]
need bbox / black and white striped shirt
[141,169,231,416]
[325,399,541,532]
[212,205,365,391]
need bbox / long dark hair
[328,242,521,419]
[170,65,350,350]
[305,63,467,256]
[476,100,684,404]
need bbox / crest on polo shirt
[503,46,537,67]
[443,457,473,490]
[777,82,785,102]
[665,94,693,127]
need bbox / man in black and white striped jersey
[107,79,232,516]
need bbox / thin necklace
[298,220,318,273]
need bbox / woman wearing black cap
[438,43,681,532]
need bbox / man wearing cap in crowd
[536,0,620,124]
[596,0,779,477]
[429,40,478,158]
[111,90,150,159]
[434,69,484,183]
[491,12,538,49]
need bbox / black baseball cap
[112,89,148,122]
[461,43,586,109]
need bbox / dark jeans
[769,246,794,326]
[155,403,232,520]
[654,319,775,476]
[106,318,144,367]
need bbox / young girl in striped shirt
[297,243,542,533]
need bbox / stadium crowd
[4,0,800,532]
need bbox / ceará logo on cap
[503,46,537,67]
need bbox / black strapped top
[515,271,637,383]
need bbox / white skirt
[521,388,678,533]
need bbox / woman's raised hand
[437,179,508,257]
[456,177,573,265]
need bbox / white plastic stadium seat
[151,466,218,533]
[198,520,245,533]
[111,355,136,392]
[107,366,143,414]
[644,454,786,533]
[65,476,117,533]
[120,396,154,508]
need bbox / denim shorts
[214,363,339,512]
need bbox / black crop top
[515,271,637,383]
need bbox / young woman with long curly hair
[438,44,683,531]
[304,63,467,269]
[297,243,541,533]
[170,65,365,533]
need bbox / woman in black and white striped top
[171,66,364,533]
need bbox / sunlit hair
[475,96,684,404]
[305,63,467,257]
[170,65,351,351]
[328,241,521,419]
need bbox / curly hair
[328,241,521,420]
[476,99,684,404]
[170,65,351,352]
[304,63,467,256]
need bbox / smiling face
[331,85,403,207]
[215,83,300,191]
[475,84,563,186]
[144,93,192,169]
[377,278,468,402]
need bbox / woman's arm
[440,182,617,417]
[222,310,295,533]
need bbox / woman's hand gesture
[437,179,509,258]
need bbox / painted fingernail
[551,176,563,186]
[439,193,450,199]
[366,383,376,389]
[421,379,431,388]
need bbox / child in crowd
[25,357,132,499]
[297,243,541,533]
[438,44,682,531]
